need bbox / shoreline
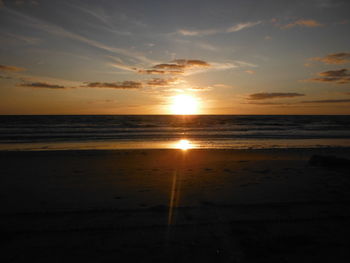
[2,147,350,261]
[2,146,350,157]
[2,137,350,152]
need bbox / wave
[1,115,350,144]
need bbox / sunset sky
[0,0,350,114]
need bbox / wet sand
[1,148,350,262]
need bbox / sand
[1,148,350,262]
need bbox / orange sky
[1,0,350,114]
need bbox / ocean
[1,115,350,150]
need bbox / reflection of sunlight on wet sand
[174,139,193,150]
[168,139,192,229]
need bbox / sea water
[1,115,350,150]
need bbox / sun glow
[170,94,199,115]
[175,139,193,150]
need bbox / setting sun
[174,139,193,150]
[170,94,199,115]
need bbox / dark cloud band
[311,53,350,65]
[308,68,350,84]
[19,82,66,89]
[248,92,305,100]
[0,64,26,72]
[82,81,142,89]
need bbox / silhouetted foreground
[1,148,350,262]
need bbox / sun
[174,139,193,150]
[170,94,199,115]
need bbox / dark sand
[1,148,350,262]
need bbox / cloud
[19,80,143,90]
[153,59,210,70]
[0,64,26,72]
[245,70,256,74]
[2,33,41,45]
[109,63,136,72]
[0,75,14,80]
[146,78,179,87]
[283,19,323,29]
[87,99,117,105]
[5,8,156,64]
[248,92,305,100]
[319,69,350,77]
[137,59,211,75]
[138,59,254,76]
[137,69,184,75]
[173,59,210,67]
[177,29,217,36]
[19,82,67,89]
[301,99,350,104]
[153,64,184,70]
[308,68,350,84]
[187,86,212,92]
[226,21,262,32]
[177,21,261,36]
[245,102,291,106]
[82,81,142,89]
[310,52,350,64]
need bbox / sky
[0,0,350,115]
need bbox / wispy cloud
[281,19,323,29]
[3,32,41,45]
[0,74,14,80]
[137,59,254,77]
[0,64,26,72]
[244,70,256,74]
[66,3,132,36]
[248,92,305,100]
[87,99,117,105]
[301,99,350,104]
[19,82,67,89]
[4,8,155,65]
[146,78,180,87]
[187,86,212,92]
[246,97,350,106]
[226,21,262,32]
[310,52,350,65]
[137,59,211,75]
[109,63,136,72]
[19,80,143,90]
[177,29,217,36]
[307,68,350,84]
[245,101,292,106]
[177,21,261,36]
[81,81,142,89]
[138,69,184,75]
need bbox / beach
[1,148,350,262]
